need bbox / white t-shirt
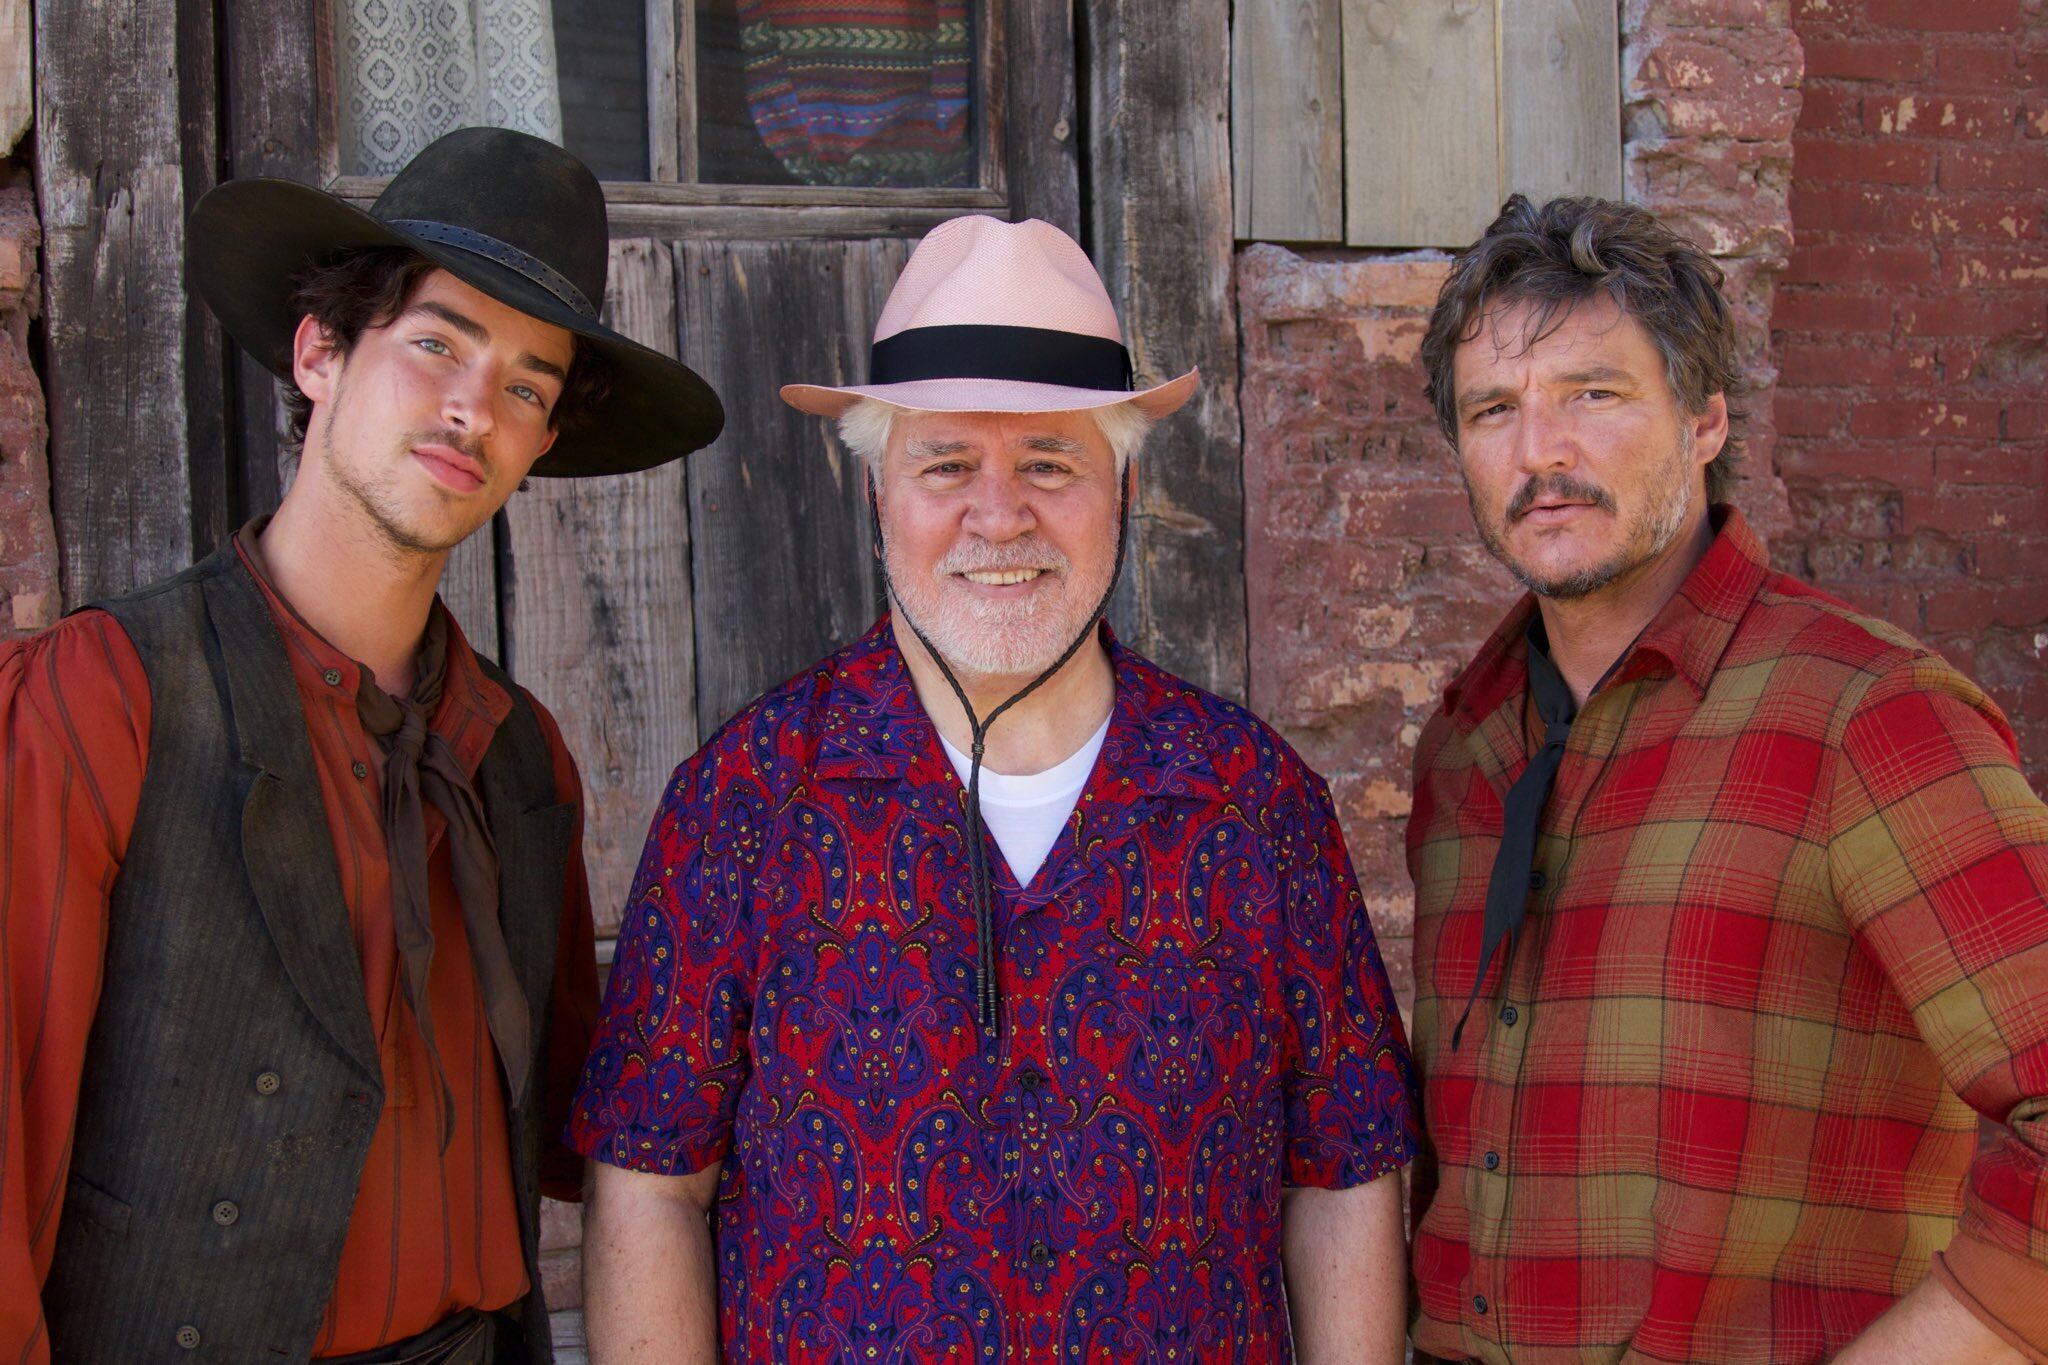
[939,715,1111,888]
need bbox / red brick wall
[1241,1,1803,999]
[1772,0,2048,795]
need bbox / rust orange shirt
[0,560,598,1361]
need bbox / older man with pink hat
[569,216,1419,1362]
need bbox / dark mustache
[1507,474,1615,521]
[409,428,489,469]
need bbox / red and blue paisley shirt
[569,618,1418,1361]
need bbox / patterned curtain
[338,0,565,177]
[737,0,971,188]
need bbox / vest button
[175,1325,201,1350]
[322,668,343,687]
[255,1071,281,1095]
[211,1199,239,1226]
[352,761,369,779]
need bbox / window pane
[696,0,975,188]
[334,0,648,180]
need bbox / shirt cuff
[1932,1235,2048,1363]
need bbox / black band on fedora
[389,218,598,320]
[869,324,1133,392]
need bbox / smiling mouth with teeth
[959,569,1047,586]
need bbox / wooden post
[1083,0,1248,702]
[35,0,197,603]
[1502,0,1622,206]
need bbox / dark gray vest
[43,547,574,1364]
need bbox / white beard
[884,528,1116,680]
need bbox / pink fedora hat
[779,215,1199,420]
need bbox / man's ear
[291,315,344,406]
[1692,391,1730,468]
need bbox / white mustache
[934,538,1069,577]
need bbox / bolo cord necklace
[867,466,1133,1038]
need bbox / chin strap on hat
[868,466,1133,1039]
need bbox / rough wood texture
[996,0,1081,234]
[1342,0,1500,248]
[36,0,196,603]
[222,0,326,520]
[1503,0,1622,205]
[647,0,679,180]
[178,0,231,559]
[502,241,694,934]
[1083,0,1248,702]
[678,238,903,738]
[440,524,501,661]
[1232,0,1344,243]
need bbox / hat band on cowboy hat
[387,220,599,321]
[869,323,1133,393]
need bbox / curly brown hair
[281,245,613,449]
[1420,195,1746,504]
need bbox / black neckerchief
[1450,617,1630,1050]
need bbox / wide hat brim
[779,369,1199,422]
[187,178,724,477]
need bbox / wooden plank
[675,0,698,182]
[678,238,904,738]
[647,0,680,180]
[221,0,325,520]
[327,178,1009,210]
[502,241,694,933]
[1083,0,1248,702]
[1502,0,1623,205]
[997,0,1081,234]
[1,0,30,153]
[1341,0,1499,248]
[1232,0,1344,243]
[177,0,231,558]
[35,0,195,603]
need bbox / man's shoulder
[1114,646,1327,805]
[686,643,851,781]
[1735,566,1995,720]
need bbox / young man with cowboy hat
[568,215,1419,1361]
[1406,195,2048,1362]
[0,127,721,1363]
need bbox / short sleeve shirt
[570,618,1418,1361]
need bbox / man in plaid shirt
[1406,194,2048,1363]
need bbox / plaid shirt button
[1473,1295,1489,1315]
[1484,1151,1499,1170]
[1498,1005,1518,1026]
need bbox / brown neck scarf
[235,523,531,1146]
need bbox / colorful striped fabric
[736,0,972,187]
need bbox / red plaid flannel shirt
[1407,508,2048,1363]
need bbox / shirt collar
[231,520,512,758]
[815,614,1227,804]
[1442,505,1769,733]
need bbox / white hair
[835,397,1154,475]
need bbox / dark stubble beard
[318,396,492,560]
[1467,426,1696,601]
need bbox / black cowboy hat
[186,126,723,477]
